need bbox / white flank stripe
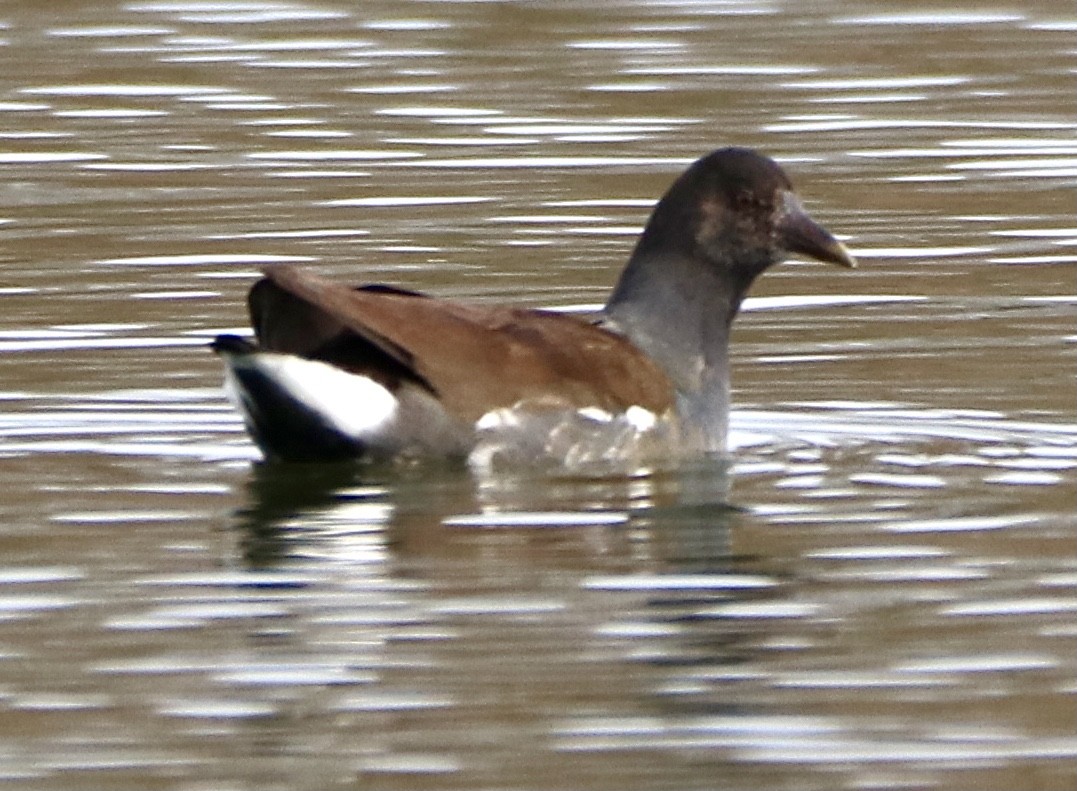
[229,354,398,440]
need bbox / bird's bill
[778,191,857,269]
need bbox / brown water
[0,2,1075,790]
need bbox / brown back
[251,265,675,423]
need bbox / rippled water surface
[0,2,1074,790]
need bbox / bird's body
[213,148,855,464]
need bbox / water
[0,2,1074,789]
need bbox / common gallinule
[213,147,856,463]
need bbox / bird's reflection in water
[234,460,386,568]
[231,456,778,732]
[232,454,738,573]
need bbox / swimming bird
[212,147,856,464]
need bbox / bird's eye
[734,190,769,211]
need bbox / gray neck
[604,250,749,454]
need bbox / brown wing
[249,265,674,423]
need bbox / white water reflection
[127,2,349,25]
[96,253,312,266]
[23,83,231,97]
[0,152,105,163]
[767,118,1074,133]
[835,11,1026,26]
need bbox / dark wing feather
[248,274,434,393]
